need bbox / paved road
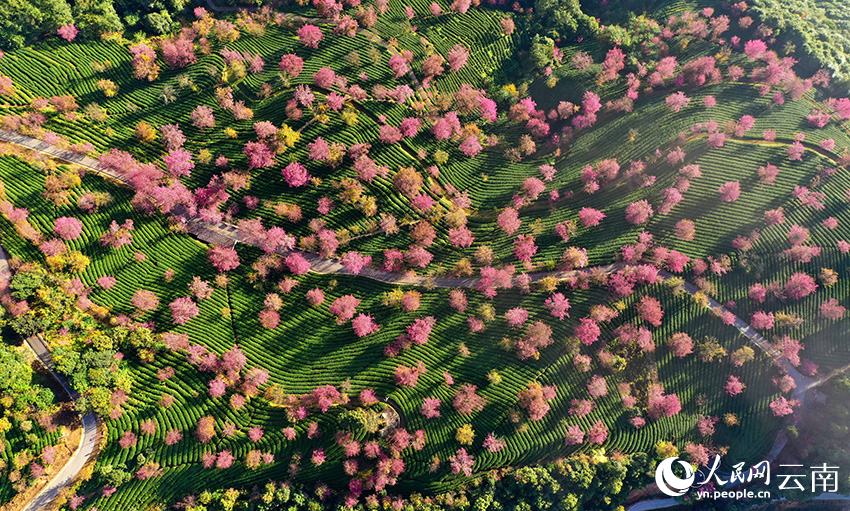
[20,410,97,511]
[17,334,99,511]
[0,128,830,510]
[0,243,99,511]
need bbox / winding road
[19,336,98,511]
[0,129,832,511]
[0,244,98,511]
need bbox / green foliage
[0,345,32,395]
[752,0,850,83]
[143,9,174,35]
[0,0,72,49]
[533,0,599,40]
[73,0,124,36]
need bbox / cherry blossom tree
[421,398,441,419]
[587,375,608,399]
[784,272,817,300]
[447,44,469,72]
[454,384,487,414]
[675,219,696,240]
[131,289,159,312]
[625,200,654,224]
[170,297,199,325]
[259,309,280,329]
[394,361,427,387]
[243,142,274,170]
[544,293,570,320]
[750,311,774,330]
[512,234,537,262]
[190,106,215,130]
[744,39,767,60]
[587,421,608,444]
[352,314,380,337]
[769,397,796,417]
[54,217,83,240]
[718,181,741,202]
[564,425,585,445]
[207,245,240,273]
[330,295,360,324]
[574,318,601,345]
[297,24,323,48]
[820,299,847,320]
[497,207,521,234]
[196,416,216,443]
[449,448,474,476]
[518,382,556,421]
[161,36,197,69]
[578,207,605,227]
[725,375,746,396]
[636,295,664,326]
[449,289,467,312]
[666,91,690,112]
[57,24,79,41]
[786,141,805,161]
[129,43,160,81]
[161,124,186,151]
[163,149,195,177]
[119,431,137,449]
[278,54,304,79]
[647,386,681,419]
[504,307,529,327]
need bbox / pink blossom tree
[784,272,817,300]
[718,181,741,202]
[667,332,694,357]
[160,124,186,151]
[625,200,654,224]
[163,149,195,177]
[497,207,521,234]
[161,36,197,69]
[54,217,83,240]
[750,311,775,330]
[820,298,847,320]
[297,24,323,48]
[578,207,606,227]
[243,142,274,169]
[454,384,487,414]
[769,397,796,416]
[725,375,746,396]
[666,91,691,112]
[352,314,379,337]
[447,44,469,72]
[421,398,441,418]
[131,289,159,312]
[278,54,304,79]
[330,295,360,324]
[449,448,474,476]
[170,297,199,325]
[587,421,609,444]
[208,245,240,272]
[57,24,79,42]
[517,382,556,421]
[636,295,664,326]
[545,293,570,320]
[564,425,585,445]
[190,106,215,130]
[744,39,767,60]
[574,318,601,345]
